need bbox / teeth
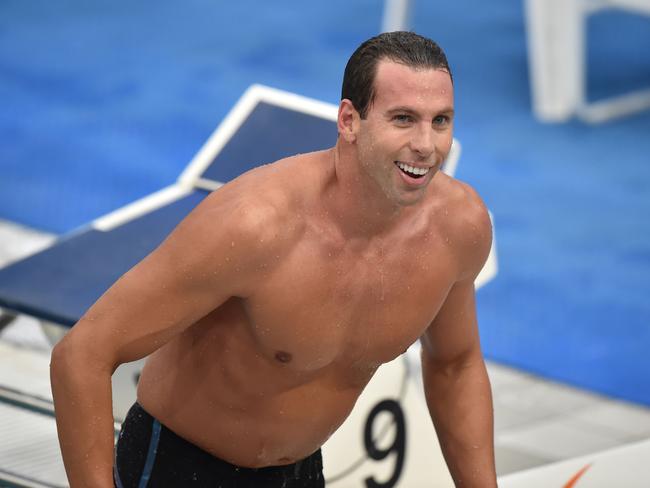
[397,162,430,176]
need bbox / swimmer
[50,31,497,487]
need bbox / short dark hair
[341,31,452,119]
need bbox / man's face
[353,60,454,207]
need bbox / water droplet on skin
[230,241,235,247]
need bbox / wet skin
[138,150,462,466]
[51,60,495,485]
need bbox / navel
[275,351,293,363]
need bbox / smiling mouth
[394,161,430,179]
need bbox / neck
[323,141,407,239]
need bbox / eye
[433,115,451,126]
[393,114,413,125]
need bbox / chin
[396,192,426,207]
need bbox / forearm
[423,355,496,487]
[50,340,116,488]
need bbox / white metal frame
[92,184,193,232]
[179,84,339,191]
[525,0,650,123]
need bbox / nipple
[275,351,293,363]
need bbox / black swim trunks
[114,402,325,488]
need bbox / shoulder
[447,177,491,231]
[162,165,304,276]
[193,176,298,252]
[166,149,329,269]
[435,175,492,281]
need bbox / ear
[338,99,359,143]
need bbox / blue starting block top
[0,85,465,327]
[0,192,207,326]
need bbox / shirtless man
[51,31,496,487]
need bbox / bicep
[65,195,270,367]
[421,189,492,365]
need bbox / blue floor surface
[1,1,649,404]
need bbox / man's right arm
[50,187,281,487]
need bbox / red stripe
[562,463,592,488]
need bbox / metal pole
[382,0,412,32]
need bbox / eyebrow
[386,107,455,116]
[386,107,416,115]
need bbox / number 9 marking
[363,399,406,488]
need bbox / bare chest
[243,238,456,373]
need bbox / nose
[409,123,435,159]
